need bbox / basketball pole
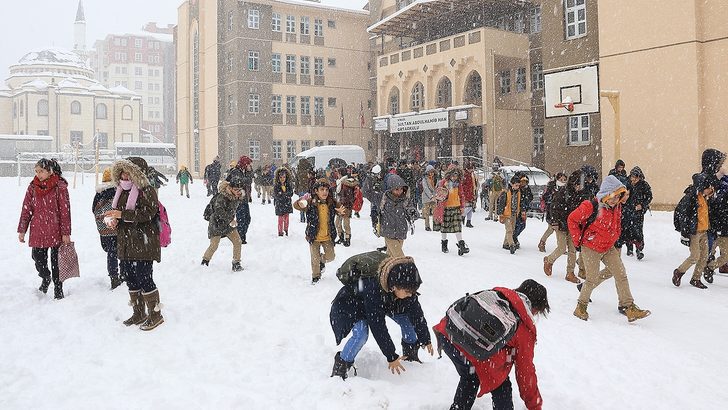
[600,90,621,164]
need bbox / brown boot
[123,290,147,326]
[573,301,589,321]
[543,257,553,276]
[140,289,164,331]
[578,267,587,280]
[538,240,546,253]
[623,304,651,322]
[565,271,580,284]
[672,269,685,287]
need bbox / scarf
[447,180,460,190]
[32,174,59,198]
[112,180,140,211]
[556,180,566,187]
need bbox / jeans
[121,260,156,293]
[100,235,119,277]
[439,333,514,410]
[340,314,417,363]
[32,247,59,284]
[235,201,251,241]
[513,217,526,243]
[371,205,380,230]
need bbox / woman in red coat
[434,279,549,410]
[17,158,72,299]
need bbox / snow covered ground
[2,174,728,410]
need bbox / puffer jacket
[337,177,359,209]
[380,174,414,240]
[208,181,242,238]
[17,175,72,248]
[273,168,294,216]
[421,173,437,203]
[548,185,583,231]
[301,195,338,244]
[433,288,542,410]
[568,200,622,253]
[111,157,160,262]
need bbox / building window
[314,18,323,36]
[249,94,260,114]
[249,139,260,160]
[499,70,511,94]
[271,95,282,114]
[565,0,587,39]
[135,81,143,90]
[70,131,83,147]
[227,52,234,72]
[533,127,544,154]
[286,96,296,115]
[286,15,296,33]
[314,57,324,76]
[315,140,324,147]
[328,140,336,146]
[328,97,337,108]
[248,51,259,71]
[327,20,336,29]
[327,58,336,67]
[96,103,108,119]
[37,99,49,116]
[97,132,109,149]
[411,82,424,110]
[314,97,324,116]
[514,12,525,33]
[228,94,235,116]
[70,100,82,115]
[389,87,400,115]
[135,53,142,62]
[122,105,133,120]
[136,67,143,75]
[530,6,542,33]
[272,54,281,73]
[300,16,310,35]
[286,55,296,74]
[531,63,544,91]
[248,9,260,29]
[286,140,296,159]
[301,140,311,151]
[436,77,452,107]
[301,96,311,115]
[272,13,281,32]
[228,11,234,31]
[516,67,527,92]
[300,56,310,75]
[568,114,590,145]
[272,140,282,160]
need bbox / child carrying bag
[58,242,80,282]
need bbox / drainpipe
[600,90,621,164]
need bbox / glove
[680,236,690,247]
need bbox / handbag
[58,242,80,282]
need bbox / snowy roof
[21,79,49,90]
[15,48,89,70]
[0,134,54,141]
[108,85,138,96]
[58,78,86,89]
[88,83,109,93]
[373,104,479,120]
[273,0,369,15]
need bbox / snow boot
[39,276,51,294]
[311,277,321,285]
[140,289,164,331]
[465,221,474,228]
[573,301,589,321]
[201,259,209,266]
[457,240,469,256]
[278,232,284,237]
[343,236,351,247]
[565,271,581,284]
[320,261,326,274]
[636,249,644,260]
[232,261,243,272]
[53,283,64,300]
[543,257,553,276]
[402,342,422,363]
[689,278,708,289]
[441,240,449,253]
[623,304,651,322]
[331,351,354,380]
[110,275,123,290]
[285,230,288,236]
[538,240,546,253]
[704,267,714,284]
[425,226,431,231]
[626,249,634,257]
[123,290,147,326]
[672,269,685,287]
[509,245,516,255]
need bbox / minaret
[73,0,86,55]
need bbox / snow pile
[1,175,727,409]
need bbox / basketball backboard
[544,65,600,118]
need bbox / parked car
[478,165,551,220]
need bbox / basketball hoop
[554,96,575,112]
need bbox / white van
[288,145,365,169]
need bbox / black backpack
[673,190,693,235]
[444,290,520,361]
[203,193,220,221]
[336,250,389,287]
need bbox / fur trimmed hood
[112,157,150,188]
[378,256,421,292]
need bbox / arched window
[122,105,133,120]
[37,99,49,116]
[436,77,452,108]
[96,103,108,119]
[70,100,82,115]
[411,82,424,110]
[388,87,400,115]
[464,71,483,105]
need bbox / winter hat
[425,164,435,173]
[702,148,726,175]
[237,155,253,169]
[596,175,627,203]
[629,166,644,179]
[229,160,237,168]
[102,167,112,182]
[379,256,421,292]
[371,164,382,174]
[615,159,625,168]
[510,175,521,185]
